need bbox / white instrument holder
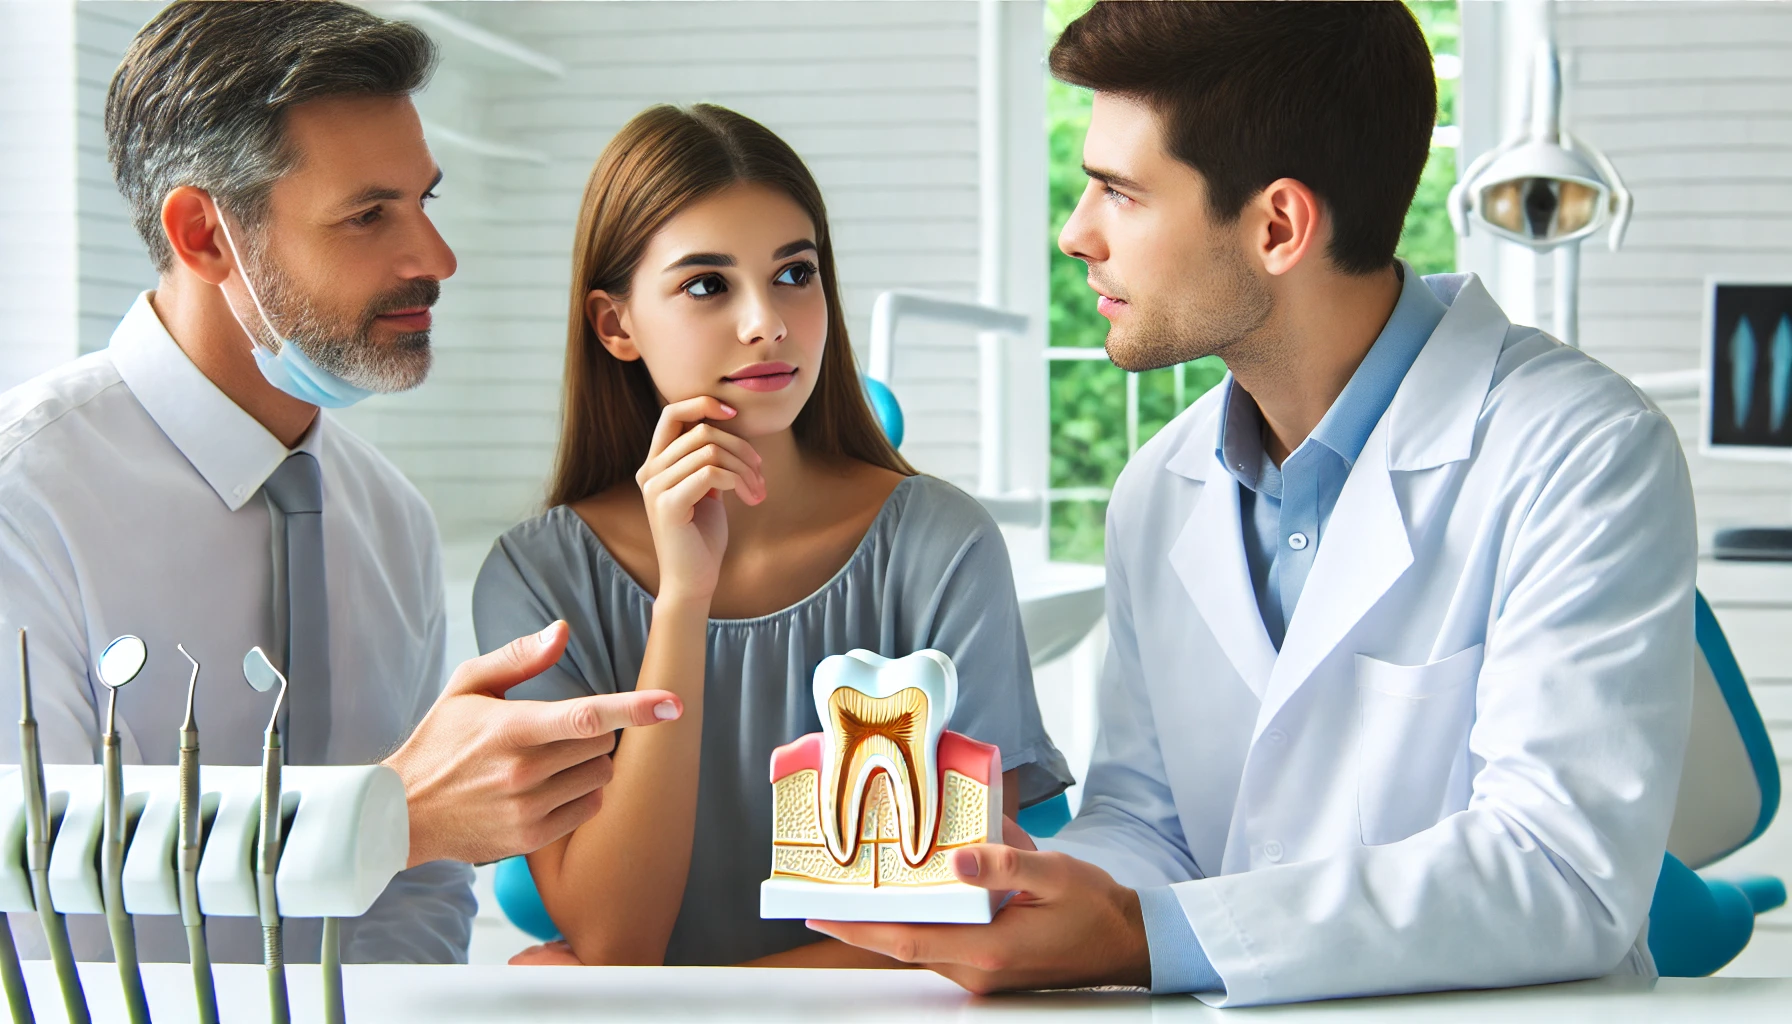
[0,764,408,919]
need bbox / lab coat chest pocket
[1355,643,1484,846]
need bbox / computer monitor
[1702,279,1792,558]
[1704,279,1792,456]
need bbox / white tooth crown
[813,649,957,867]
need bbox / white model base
[760,878,996,924]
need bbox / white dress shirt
[0,292,474,964]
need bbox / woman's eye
[774,261,817,287]
[420,190,440,209]
[684,273,727,299]
[351,206,383,227]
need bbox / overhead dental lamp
[1449,37,1632,347]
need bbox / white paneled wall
[0,0,78,393]
[75,2,159,356]
[1545,1,1792,540]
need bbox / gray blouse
[471,474,1073,965]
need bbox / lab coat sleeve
[341,859,477,964]
[1040,499,1203,888]
[1173,409,1696,1006]
[0,508,99,764]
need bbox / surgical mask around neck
[216,215,377,409]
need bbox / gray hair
[105,0,437,272]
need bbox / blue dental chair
[1647,592,1784,975]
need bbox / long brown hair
[548,103,915,507]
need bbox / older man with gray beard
[0,0,681,966]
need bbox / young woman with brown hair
[470,104,1071,968]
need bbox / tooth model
[760,649,1002,924]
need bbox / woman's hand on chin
[636,395,767,602]
[509,940,585,966]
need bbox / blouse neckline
[554,475,919,628]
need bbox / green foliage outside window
[1043,0,1459,563]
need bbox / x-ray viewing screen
[1708,282,1792,450]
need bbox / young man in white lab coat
[813,2,1696,1004]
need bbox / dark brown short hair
[1051,1,1436,275]
[547,104,915,508]
[105,0,436,272]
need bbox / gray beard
[242,239,434,394]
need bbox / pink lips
[723,361,798,393]
[1096,295,1128,319]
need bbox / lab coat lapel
[1169,449,1277,699]
[1248,273,1509,735]
[1255,427,1413,736]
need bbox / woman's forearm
[529,596,710,964]
[739,939,912,969]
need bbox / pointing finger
[501,688,683,749]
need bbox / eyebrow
[1083,164,1146,193]
[335,167,444,213]
[664,238,818,273]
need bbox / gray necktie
[263,451,330,764]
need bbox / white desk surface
[7,963,1791,1023]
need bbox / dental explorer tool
[18,628,89,1024]
[0,898,29,1024]
[98,634,152,1024]
[176,645,218,1024]
[243,646,291,1024]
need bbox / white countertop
[9,963,1792,1023]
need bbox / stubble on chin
[1101,247,1272,374]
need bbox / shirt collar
[1215,261,1448,484]
[108,291,322,511]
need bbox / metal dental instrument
[19,628,89,1024]
[243,646,291,1024]
[0,898,29,1024]
[176,645,218,1024]
[98,635,153,1024]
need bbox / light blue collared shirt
[1140,263,1449,995]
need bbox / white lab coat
[1046,274,1696,1006]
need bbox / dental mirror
[242,646,284,694]
[99,635,148,691]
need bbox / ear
[162,186,236,285]
[585,290,640,362]
[1249,177,1323,278]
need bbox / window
[1041,0,1460,563]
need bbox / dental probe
[243,646,291,1024]
[0,900,29,1024]
[18,629,89,1024]
[323,915,345,1024]
[176,645,219,1024]
[98,634,152,1024]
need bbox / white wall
[0,0,79,392]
